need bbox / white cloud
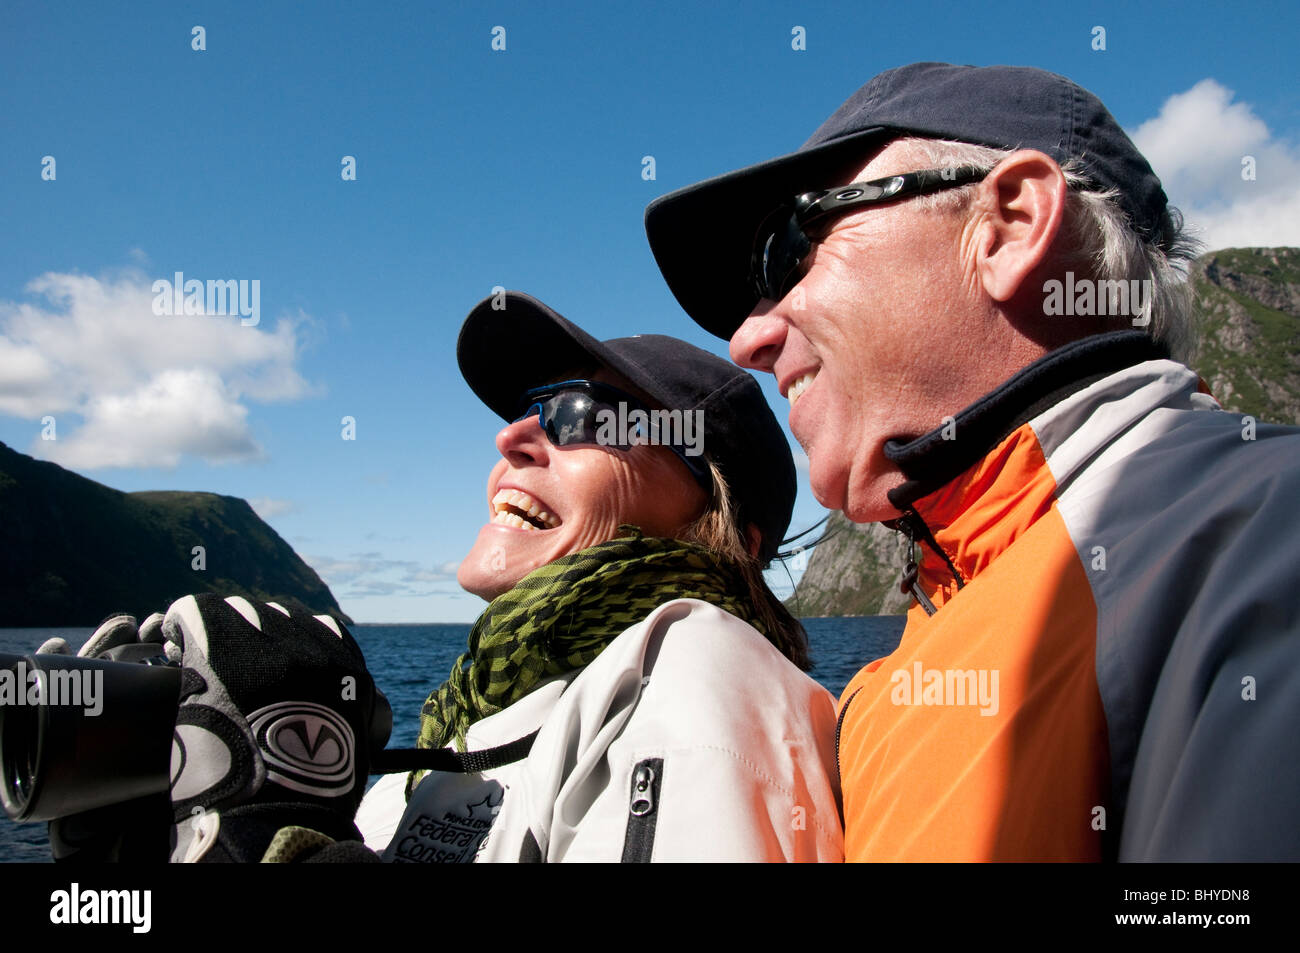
[51,368,261,469]
[1131,79,1300,249]
[0,268,314,469]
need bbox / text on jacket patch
[389,788,504,863]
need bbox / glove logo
[248,701,356,798]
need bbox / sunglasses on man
[513,380,711,489]
[750,165,990,303]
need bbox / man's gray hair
[889,137,1202,363]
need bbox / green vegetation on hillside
[1190,248,1300,424]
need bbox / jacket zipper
[834,688,862,827]
[896,506,964,615]
[620,758,663,862]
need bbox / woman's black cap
[457,291,796,563]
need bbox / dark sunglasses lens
[541,392,601,446]
[751,208,810,302]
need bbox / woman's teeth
[491,488,559,531]
[788,371,817,407]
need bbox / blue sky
[2,0,1297,622]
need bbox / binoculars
[0,648,393,825]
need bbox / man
[644,62,1300,861]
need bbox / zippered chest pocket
[620,757,664,862]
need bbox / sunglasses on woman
[750,165,990,303]
[513,380,711,489]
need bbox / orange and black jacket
[836,330,1300,861]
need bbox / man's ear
[745,525,762,559]
[973,150,1067,303]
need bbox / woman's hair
[678,460,811,671]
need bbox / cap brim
[644,127,890,340]
[457,291,660,420]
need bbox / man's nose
[729,301,787,374]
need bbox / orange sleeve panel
[838,505,1109,861]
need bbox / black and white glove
[37,611,168,662]
[161,594,387,862]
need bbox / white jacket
[355,599,843,862]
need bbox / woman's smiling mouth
[491,488,561,530]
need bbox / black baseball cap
[645,61,1173,340]
[457,291,796,562]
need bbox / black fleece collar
[884,331,1170,512]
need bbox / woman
[354,291,842,862]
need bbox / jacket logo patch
[389,783,504,863]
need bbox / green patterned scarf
[413,527,769,768]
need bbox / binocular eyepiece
[0,649,392,824]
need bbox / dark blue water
[0,616,904,862]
